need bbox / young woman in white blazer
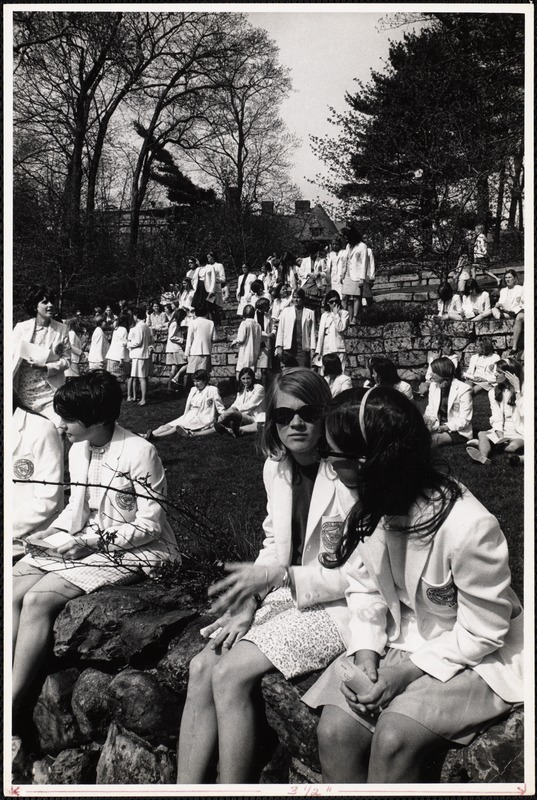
[13,371,178,716]
[302,387,523,783]
[314,290,349,372]
[424,356,473,445]
[12,285,71,426]
[177,369,360,784]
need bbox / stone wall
[146,317,517,385]
[13,584,525,787]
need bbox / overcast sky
[245,10,421,207]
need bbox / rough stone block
[384,336,414,353]
[54,583,195,665]
[397,350,427,367]
[120,607,197,663]
[107,668,182,745]
[96,721,176,784]
[210,353,227,366]
[49,747,100,784]
[156,617,207,695]
[71,669,115,741]
[227,351,238,365]
[212,366,235,378]
[383,321,415,338]
[346,338,384,356]
[475,318,514,336]
[33,669,87,755]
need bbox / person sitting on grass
[423,357,473,447]
[301,386,523,783]
[323,353,353,398]
[363,355,413,401]
[466,358,524,466]
[418,335,460,397]
[214,367,266,438]
[12,371,178,719]
[145,369,224,440]
[462,336,500,397]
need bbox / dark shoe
[214,421,230,436]
[508,454,523,467]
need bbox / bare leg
[212,640,274,784]
[13,571,83,714]
[12,562,47,653]
[431,432,454,447]
[152,423,179,438]
[368,711,448,782]
[512,311,524,351]
[167,365,179,390]
[505,437,524,454]
[127,377,136,401]
[139,377,148,405]
[176,644,222,783]
[317,704,372,783]
[477,430,492,458]
[352,297,360,323]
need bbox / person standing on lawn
[275,288,316,368]
[127,307,153,406]
[230,304,262,382]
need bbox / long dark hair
[367,355,402,388]
[494,358,524,406]
[321,387,462,568]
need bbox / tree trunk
[493,160,506,249]
[476,175,489,231]
[508,151,523,230]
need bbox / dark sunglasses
[271,405,322,425]
[318,444,366,461]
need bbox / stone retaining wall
[14,584,524,786]
[143,317,517,385]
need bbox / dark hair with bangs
[24,285,56,317]
[262,367,331,460]
[53,370,122,427]
[493,358,524,405]
[321,386,462,568]
[367,355,402,388]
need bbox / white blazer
[231,383,266,421]
[255,457,359,640]
[13,318,71,391]
[127,321,153,359]
[275,306,316,352]
[236,273,257,316]
[488,389,524,438]
[325,374,353,398]
[185,317,215,356]
[106,326,129,362]
[344,487,524,703]
[314,309,349,356]
[52,425,178,563]
[424,378,473,438]
[12,408,64,549]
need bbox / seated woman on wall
[466,357,524,466]
[423,357,473,447]
[363,355,413,401]
[462,336,500,396]
[214,367,266,438]
[12,371,178,718]
[452,279,492,322]
[302,386,523,783]
[176,369,360,784]
[12,393,64,563]
[435,283,462,320]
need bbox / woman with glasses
[302,387,523,783]
[176,368,359,784]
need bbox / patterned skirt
[241,587,344,679]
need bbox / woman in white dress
[146,370,224,439]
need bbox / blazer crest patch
[115,489,136,511]
[14,458,34,480]
[426,581,458,607]
[321,518,342,553]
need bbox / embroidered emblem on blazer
[321,519,342,552]
[115,489,136,511]
[426,581,458,607]
[14,458,34,480]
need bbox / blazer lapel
[273,463,294,565]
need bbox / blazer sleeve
[446,383,473,433]
[46,325,71,377]
[344,552,391,656]
[410,514,516,682]
[100,441,171,551]
[185,324,194,356]
[333,309,349,333]
[275,311,286,348]
[314,314,326,354]
[292,560,349,610]
[213,388,225,416]
[424,385,438,425]
[254,459,285,571]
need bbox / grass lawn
[117,381,524,601]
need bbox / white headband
[359,388,374,444]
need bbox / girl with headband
[176,368,361,784]
[302,386,524,782]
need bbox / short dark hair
[323,290,342,311]
[53,370,122,427]
[135,307,146,320]
[504,269,518,280]
[250,279,264,295]
[24,284,56,317]
[294,288,306,301]
[193,369,209,383]
[322,353,343,376]
[243,304,255,318]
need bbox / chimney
[261,201,274,215]
[295,200,311,214]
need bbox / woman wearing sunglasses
[302,387,523,783]
[177,368,360,784]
